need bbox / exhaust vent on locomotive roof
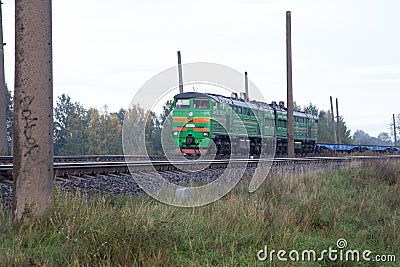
[240,92,247,101]
[279,101,285,108]
[231,92,238,99]
[271,101,277,106]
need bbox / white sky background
[2,0,400,138]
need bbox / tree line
[52,94,174,156]
[3,87,398,155]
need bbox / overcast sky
[2,0,400,138]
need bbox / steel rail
[1,155,400,181]
[0,155,166,164]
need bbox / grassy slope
[1,160,399,266]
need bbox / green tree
[293,101,301,112]
[304,102,318,116]
[145,111,161,155]
[123,105,146,155]
[317,110,352,144]
[377,132,393,146]
[54,94,75,155]
[53,94,91,155]
[159,100,174,125]
[114,108,126,126]
[317,110,332,143]
[86,107,123,155]
[159,100,175,156]
[123,101,173,156]
[354,130,396,146]
[58,104,89,155]
[353,130,374,145]
[336,116,352,144]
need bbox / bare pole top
[336,98,341,144]
[177,51,183,93]
[177,51,182,64]
[330,96,338,144]
[393,114,397,146]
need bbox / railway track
[0,155,167,164]
[1,155,400,180]
[1,155,400,209]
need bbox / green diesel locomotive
[172,92,318,156]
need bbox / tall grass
[1,160,399,266]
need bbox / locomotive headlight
[173,132,178,136]
[203,132,210,136]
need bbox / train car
[316,143,400,153]
[171,91,400,156]
[270,101,318,155]
[172,92,277,156]
[171,92,317,156]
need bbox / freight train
[171,92,318,156]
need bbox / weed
[1,162,399,266]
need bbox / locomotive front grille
[186,136,195,145]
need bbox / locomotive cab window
[194,98,210,109]
[176,99,190,109]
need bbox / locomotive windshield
[193,98,209,109]
[176,99,190,108]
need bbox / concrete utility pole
[286,11,294,158]
[336,98,341,144]
[0,2,6,156]
[177,51,183,93]
[330,96,337,144]
[244,71,249,101]
[13,0,53,221]
[393,114,397,146]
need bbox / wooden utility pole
[393,114,397,146]
[244,71,249,101]
[0,2,6,156]
[286,11,294,157]
[13,0,53,221]
[336,98,341,144]
[330,96,337,144]
[177,51,183,93]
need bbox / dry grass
[1,160,399,266]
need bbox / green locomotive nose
[172,93,213,155]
